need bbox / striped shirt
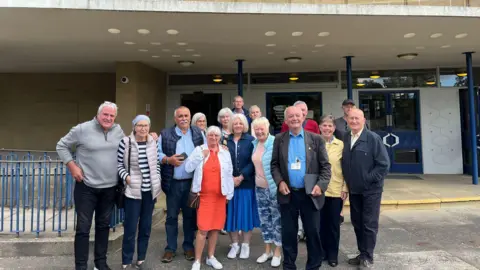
[118,140,160,192]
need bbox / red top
[280,119,320,134]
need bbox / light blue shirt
[158,127,206,180]
[287,129,306,188]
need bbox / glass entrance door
[359,91,423,174]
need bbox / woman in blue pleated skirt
[225,114,260,260]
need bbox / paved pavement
[1,205,480,270]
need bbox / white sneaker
[227,243,240,259]
[239,243,250,259]
[271,256,282,268]
[206,256,223,269]
[191,260,201,270]
[256,252,273,263]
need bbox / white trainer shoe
[191,260,201,270]
[227,243,240,259]
[256,252,273,263]
[271,255,282,268]
[206,256,223,269]
[239,243,250,259]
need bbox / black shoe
[348,255,361,266]
[135,262,145,269]
[94,265,112,270]
[340,215,344,225]
[360,259,373,268]
[328,261,338,267]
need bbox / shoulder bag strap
[128,137,132,174]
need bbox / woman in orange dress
[185,126,234,270]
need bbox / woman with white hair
[251,117,282,267]
[225,114,259,260]
[185,126,234,270]
[117,115,161,269]
[217,107,233,146]
[191,112,207,135]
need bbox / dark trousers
[349,193,382,262]
[280,190,322,270]
[320,197,343,262]
[165,179,196,253]
[74,181,115,270]
[122,191,156,265]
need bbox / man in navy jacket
[341,108,389,268]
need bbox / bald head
[347,108,366,134]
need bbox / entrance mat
[386,174,423,180]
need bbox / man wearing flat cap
[334,99,369,141]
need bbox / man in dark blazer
[271,106,331,270]
[341,108,390,268]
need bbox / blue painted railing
[0,149,124,237]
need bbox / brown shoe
[161,251,175,263]
[184,250,195,261]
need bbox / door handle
[382,133,392,147]
[391,133,399,147]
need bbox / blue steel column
[345,56,353,99]
[236,59,244,97]
[465,52,478,185]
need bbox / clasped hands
[278,181,322,197]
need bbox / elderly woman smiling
[251,117,282,267]
[185,126,234,270]
[191,112,207,135]
[217,107,233,146]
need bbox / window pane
[341,69,437,88]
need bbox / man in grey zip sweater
[57,101,124,270]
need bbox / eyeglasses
[136,124,149,129]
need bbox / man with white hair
[232,95,252,127]
[56,101,124,270]
[158,106,206,263]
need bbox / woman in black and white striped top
[117,115,162,269]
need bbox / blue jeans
[122,191,155,265]
[165,179,196,253]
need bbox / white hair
[284,106,300,120]
[252,117,270,132]
[293,100,307,108]
[228,113,249,134]
[217,107,233,123]
[191,112,207,127]
[249,105,260,114]
[173,106,190,118]
[97,101,118,116]
[206,125,221,137]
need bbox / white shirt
[351,128,364,149]
[184,144,235,200]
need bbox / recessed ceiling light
[284,57,302,63]
[178,60,194,67]
[267,52,274,55]
[150,42,161,46]
[108,28,121,34]
[177,42,188,46]
[137,29,150,35]
[292,32,303,37]
[312,50,318,53]
[162,49,171,52]
[318,32,330,37]
[266,44,276,47]
[265,31,276,36]
[290,51,297,54]
[404,33,416,38]
[138,49,148,52]
[167,29,179,35]
[397,53,418,60]
[192,54,202,57]
[172,55,181,58]
[186,49,195,52]
[124,41,135,45]
[152,55,160,58]
[455,33,468,39]
[441,45,451,48]
[430,33,443,38]
[416,46,425,50]
[314,44,325,48]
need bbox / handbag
[115,137,131,209]
[187,146,206,209]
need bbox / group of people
[56,95,390,270]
